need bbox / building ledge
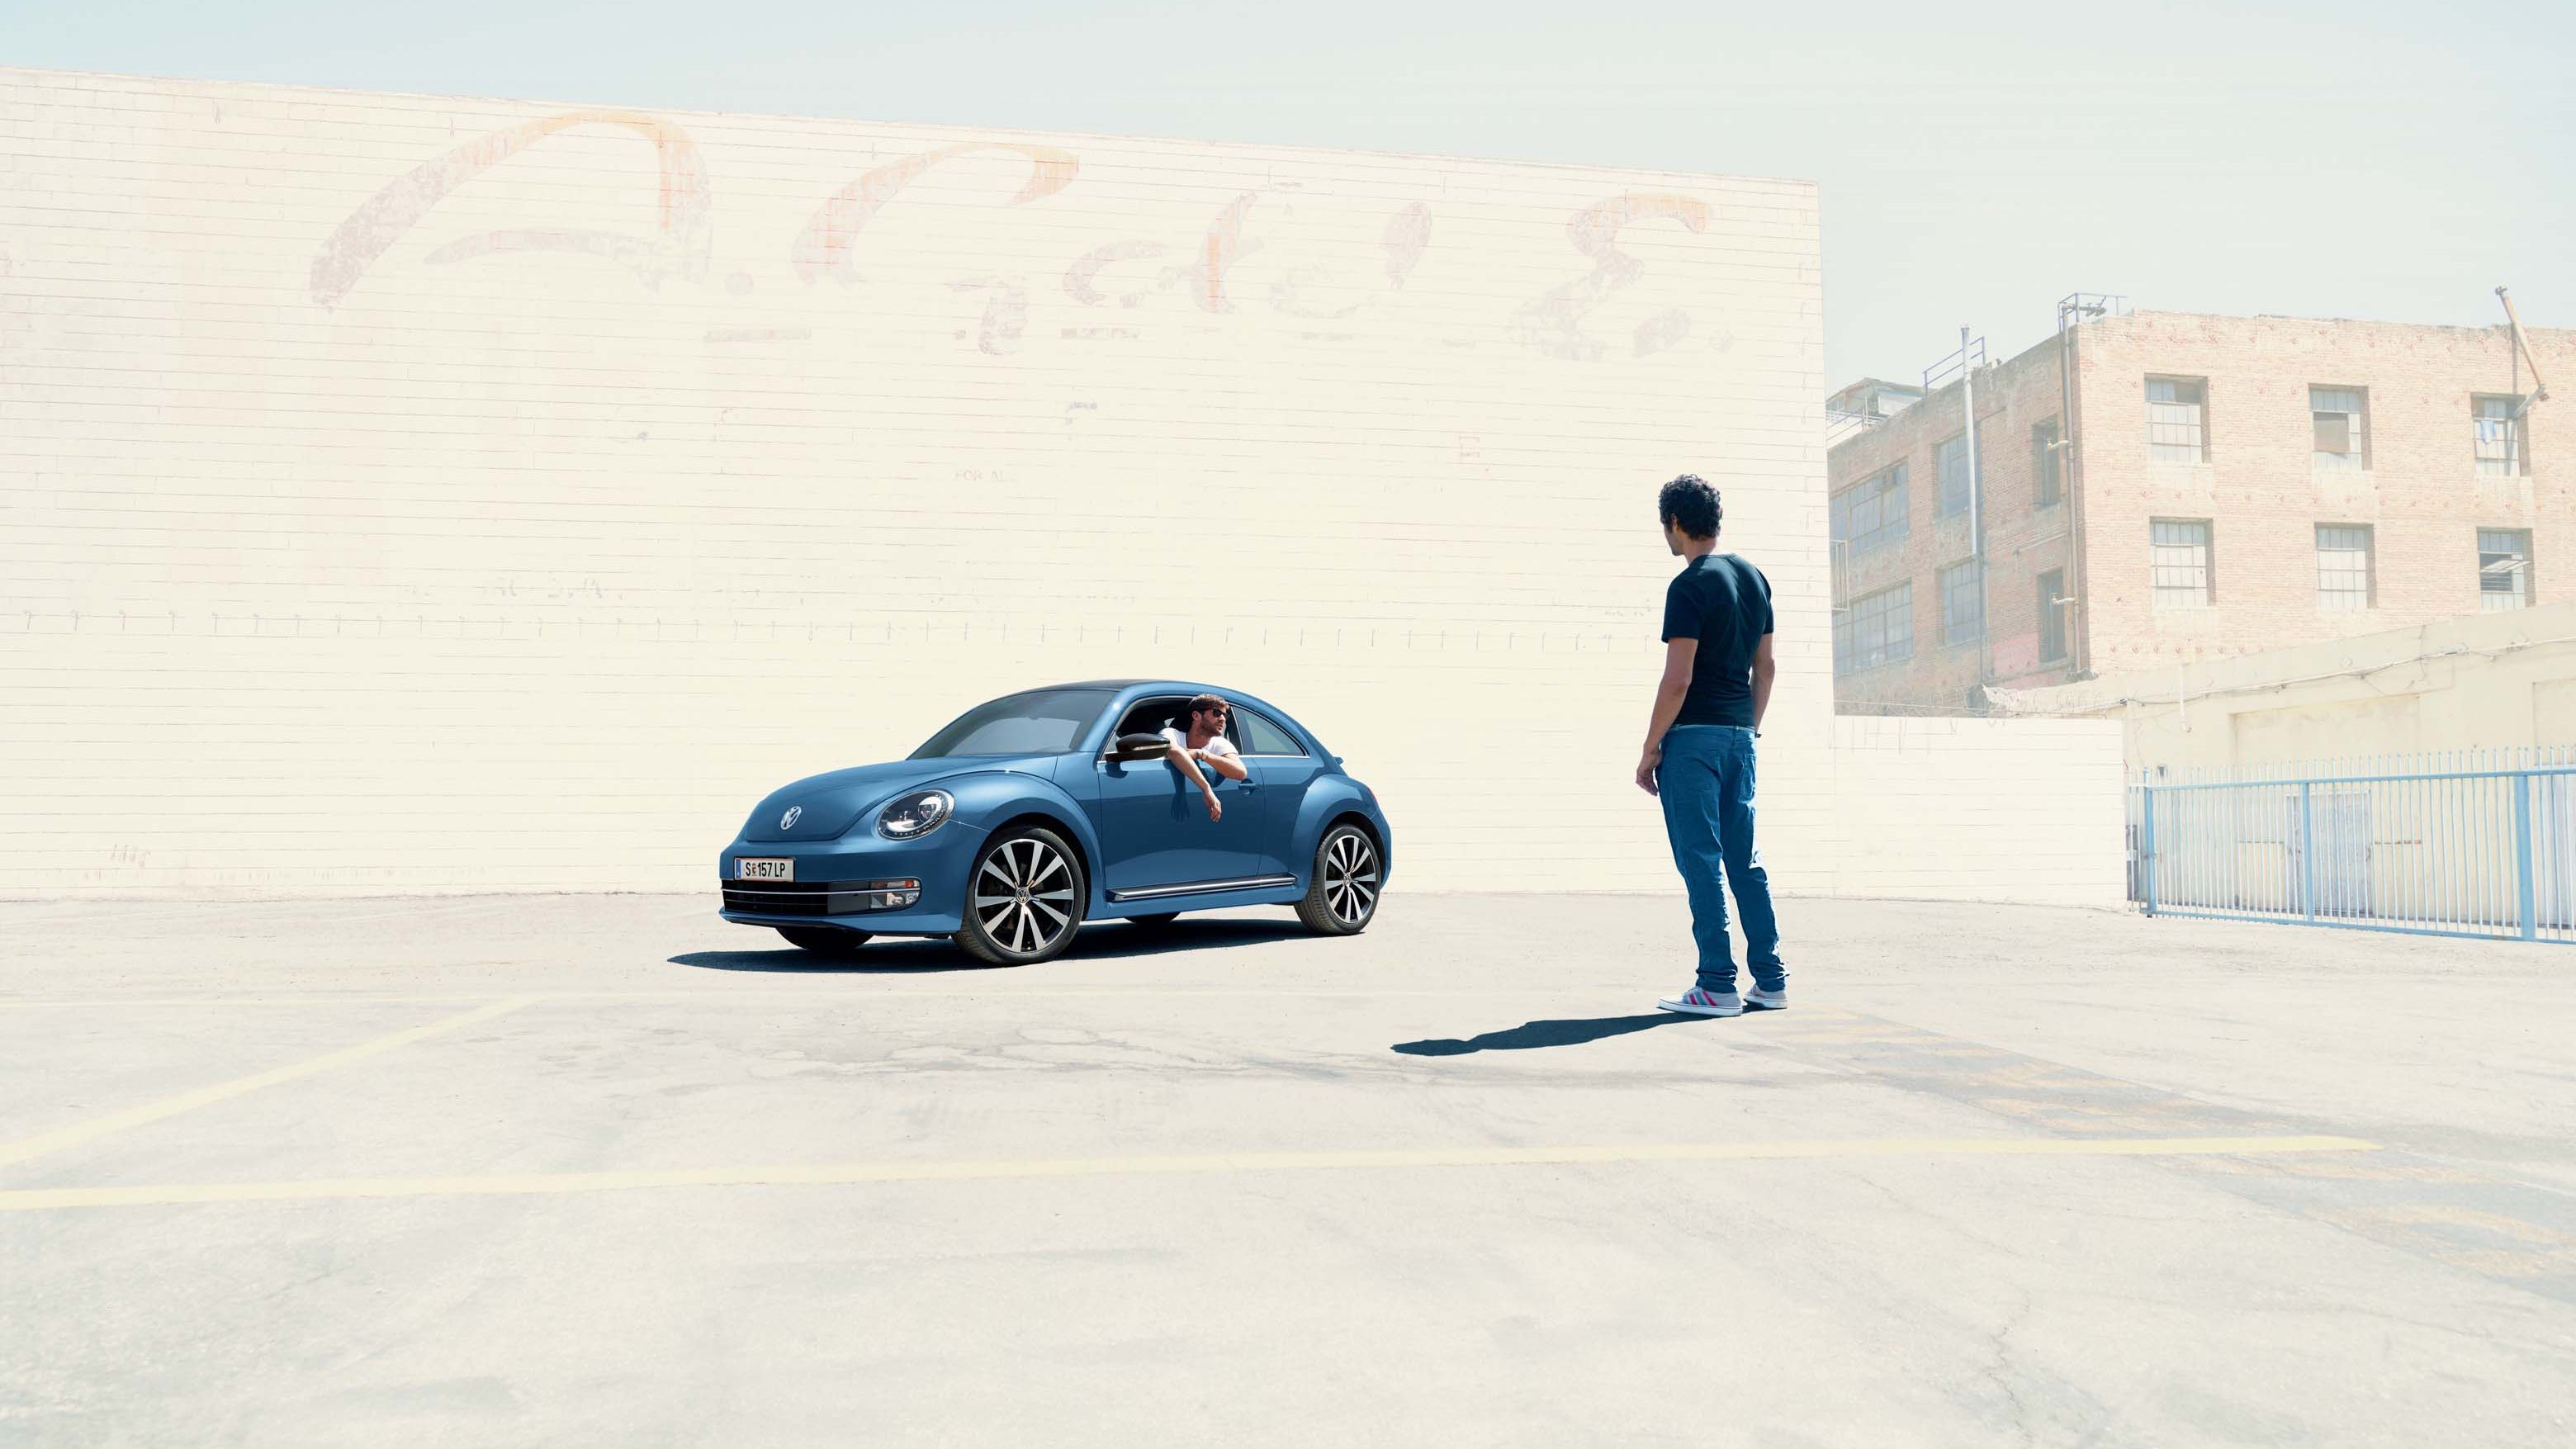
[1985,599,2576,717]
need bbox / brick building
[1825,376,1922,446]
[1826,306,2569,714]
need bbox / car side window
[1234,708,1306,756]
[1113,698,1190,743]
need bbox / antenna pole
[2497,286,2550,419]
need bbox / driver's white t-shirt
[1161,728,1239,766]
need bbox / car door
[1084,696,1261,892]
[1232,704,1321,876]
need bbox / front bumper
[717,820,985,935]
[721,877,927,916]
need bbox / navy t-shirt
[1660,553,1774,728]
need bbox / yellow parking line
[0,996,538,1172]
[0,996,514,1010]
[0,1134,2378,1212]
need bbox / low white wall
[2000,601,2576,775]
[1822,716,2128,907]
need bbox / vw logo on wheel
[779,805,803,830]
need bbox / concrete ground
[2,892,2573,1448]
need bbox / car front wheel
[956,826,1087,966]
[1295,823,1381,935]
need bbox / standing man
[1636,475,1786,1017]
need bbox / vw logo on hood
[779,805,803,830]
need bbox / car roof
[991,681,1323,755]
[1029,680,1295,722]
[1044,680,1232,697]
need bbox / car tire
[955,825,1088,966]
[1127,912,1181,930]
[777,926,871,954]
[1295,822,1382,935]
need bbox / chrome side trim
[1107,874,1299,903]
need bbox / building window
[1938,560,1984,646]
[2151,519,2213,608]
[1835,581,1914,673]
[1934,434,1973,518]
[2036,569,2067,664]
[2475,395,2528,477]
[2147,376,2207,462]
[2312,387,2367,471]
[2479,528,2532,611]
[1830,462,1910,557]
[2031,419,2062,507]
[2316,524,2373,612]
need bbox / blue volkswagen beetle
[717,680,1391,964]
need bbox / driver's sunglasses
[1200,708,1229,719]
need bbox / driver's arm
[1163,733,1216,794]
[1194,746,1249,782]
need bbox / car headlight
[876,789,954,841]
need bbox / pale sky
[7,0,2568,383]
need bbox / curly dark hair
[1658,475,1723,539]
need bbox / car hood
[738,756,1050,842]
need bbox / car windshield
[910,688,1117,759]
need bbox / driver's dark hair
[1167,693,1229,734]
[1658,475,1723,539]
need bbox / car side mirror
[1106,732,1172,764]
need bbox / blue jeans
[1655,725,1784,995]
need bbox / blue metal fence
[2127,747,2576,943]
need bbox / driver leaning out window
[1161,694,1247,822]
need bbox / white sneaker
[1657,987,1744,1017]
[1745,984,1788,1011]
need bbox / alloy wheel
[972,836,1078,956]
[1322,831,1379,927]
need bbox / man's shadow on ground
[1392,1013,1713,1056]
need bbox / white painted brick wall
[1826,716,2128,907]
[1,68,1837,897]
[1,69,2114,908]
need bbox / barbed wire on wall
[4,606,1683,657]
[1991,631,2576,717]
[1835,699,2023,718]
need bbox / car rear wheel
[1295,823,1381,935]
[776,926,871,954]
[956,826,1087,966]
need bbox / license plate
[736,858,793,882]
